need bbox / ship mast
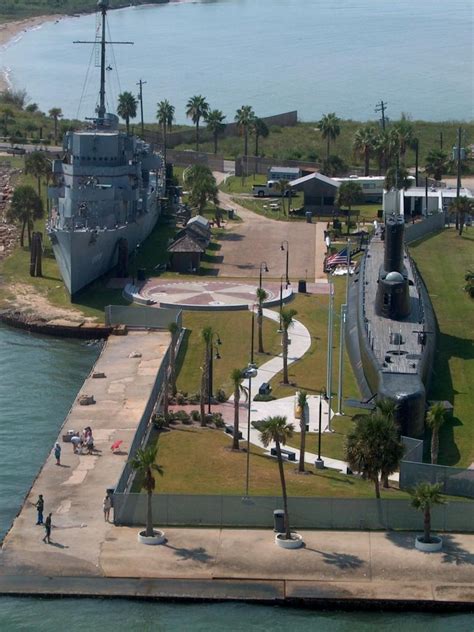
[74,0,133,123]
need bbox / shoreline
[0,14,63,93]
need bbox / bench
[225,424,242,440]
[270,447,296,461]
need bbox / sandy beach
[0,14,62,93]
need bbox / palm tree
[426,402,446,465]
[183,164,218,213]
[200,326,213,426]
[252,117,269,157]
[25,151,50,198]
[373,130,392,174]
[256,288,268,354]
[425,149,449,183]
[297,390,308,473]
[275,179,290,215]
[450,196,473,236]
[48,107,63,144]
[235,105,255,157]
[318,112,341,159]
[410,482,445,544]
[167,321,180,396]
[281,308,297,385]
[130,445,163,538]
[186,95,209,151]
[156,99,175,163]
[392,114,414,163]
[259,416,295,540]
[376,398,397,422]
[205,109,226,154]
[230,368,248,450]
[7,185,43,247]
[384,164,412,192]
[336,181,363,233]
[345,413,404,498]
[353,125,376,176]
[1,107,15,135]
[117,91,138,134]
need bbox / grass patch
[410,228,474,467]
[286,415,353,462]
[176,309,282,396]
[152,425,407,498]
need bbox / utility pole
[456,126,462,198]
[375,100,387,130]
[136,78,147,137]
[414,138,419,186]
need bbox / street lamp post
[259,261,269,290]
[280,240,290,288]
[207,333,222,414]
[315,388,326,469]
[278,274,284,331]
[244,310,257,498]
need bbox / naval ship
[47,0,164,297]
[346,215,437,437]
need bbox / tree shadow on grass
[302,547,365,570]
[217,233,244,242]
[164,543,213,563]
[174,328,191,379]
[440,534,474,566]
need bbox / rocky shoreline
[0,309,111,338]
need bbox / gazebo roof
[167,234,205,254]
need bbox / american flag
[326,247,350,269]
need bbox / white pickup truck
[252,180,287,198]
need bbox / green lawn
[410,228,474,467]
[286,415,354,461]
[150,424,407,498]
[176,309,282,397]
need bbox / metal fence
[112,494,474,532]
[105,305,182,330]
[400,461,474,499]
[404,212,445,243]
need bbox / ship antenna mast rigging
[73,0,133,121]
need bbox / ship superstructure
[47,0,164,296]
[346,215,436,437]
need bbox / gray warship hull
[49,208,159,297]
[346,222,437,437]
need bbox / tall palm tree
[281,308,297,385]
[256,288,268,354]
[424,149,449,183]
[318,112,341,159]
[117,91,138,134]
[200,326,213,426]
[7,185,43,247]
[183,164,219,213]
[48,107,63,144]
[205,109,226,154]
[156,99,175,163]
[384,164,412,192]
[25,150,50,198]
[167,321,180,396]
[297,390,308,473]
[392,114,414,164]
[130,445,163,538]
[345,413,403,498]
[235,105,255,157]
[410,482,445,544]
[259,416,295,540]
[450,196,473,236]
[426,402,446,465]
[353,125,376,176]
[336,181,363,233]
[230,368,248,451]
[275,179,290,215]
[373,129,392,174]
[252,117,269,157]
[186,95,209,151]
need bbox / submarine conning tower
[375,215,410,319]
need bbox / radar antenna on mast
[73,0,133,122]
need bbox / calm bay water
[1,0,472,123]
[0,323,473,628]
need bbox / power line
[375,100,388,130]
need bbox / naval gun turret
[375,215,410,319]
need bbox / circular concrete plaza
[141,279,291,310]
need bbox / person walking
[54,442,61,466]
[35,494,44,525]
[103,493,112,522]
[42,513,52,544]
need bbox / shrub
[190,409,200,421]
[253,393,276,402]
[174,410,190,423]
[153,414,169,429]
[212,412,225,428]
[187,392,200,405]
[251,419,266,431]
[215,388,227,403]
[176,392,186,405]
